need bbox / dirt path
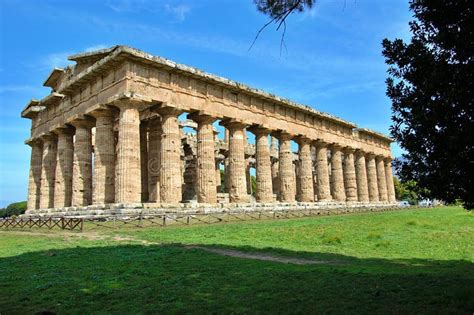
[1,230,338,266]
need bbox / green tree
[382,0,474,209]
[0,201,27,218]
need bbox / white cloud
[85,44,110,52]
[41,51,74,69]
[164,4,191,22]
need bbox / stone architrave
[342,147,358,202]
[140,121,149,202]
[366,153,379,202]
[376,156,388,202]
[71,118,94,207]
[114,101,142,204]
[355,150,370,202]
[53,126,74,208]
[315,141,331,201]
[189,112,217,204]
[278,132,296,202]
[147,116,161,202]
[330,144,346,202]
[39,134,58,209]
[157,107,183,203]
[221,120,248,203]
[26,139,43,210]
[249,127,273,203]
[90,108,116,204]
[384,158,396,202]
[296,137,314,202]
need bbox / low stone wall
[22,201,400,220]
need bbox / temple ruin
[21,46,397,217]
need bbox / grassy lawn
[0,206,473,313]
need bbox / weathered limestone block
[315,141,331,201]
[39,134,57,209]
[53,126,74,208]
[366,153,380,202]
[221,121,248,203]
[147,116,161,202]
[115,102,141,203]
[278,132,296,202]
[71,118,94,207]
[91,109,116,204]
[297,138,314,202]
[158,107,183,203]
[140,122,149,202]
[189,113,217,204]
[376,156,388,202]
[384,158,396,202]
[251,127,273,202]
[342,148,358,202]
[27,139,43,210]
[330,144,346,201]
[355,150,369,202]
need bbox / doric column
[330,144,346,202]
[296,137,314,202]
[157,107,183,203]
[71,118,94,207]
[271,159,280,196]
[53,126,74,208]
[215,159,222,193]
[140,121,149,202]
[342,147,358,202]
[90,109,116,204]
[114,102,141,203]
[366,153,380,202]
[278,132,296,202]
[376,156,388,202]
[189,112,217,204]
[39,134,57,209]
[26,139,43,210]
[246,162,252,195]
[314,141,331,201]
[384,158,396,202]
[355,150,369,202]
[147,116,161,202]
[220,121,248,203]
[250,127,273,203]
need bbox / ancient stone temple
[21,46,397,217]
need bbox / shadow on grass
[1,244,472,314]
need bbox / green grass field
[1,206,473,314]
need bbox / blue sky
[0,0,412,206]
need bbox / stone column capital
[247,125,271,136]
[329,143,343,151]
[187,111,216,124]
[313,140,329,148]
[25,137,43,147]
[274,131,293,141]
[52,125,75,136]
[383,156,394,163]
[39,133,58,142]
[68,116,95,129]
[342,146,356,154]
[156,105,184,117]
[375,155,386,162]
[88,107,118,119]
[220,119,247,131]
[295,136,312,146]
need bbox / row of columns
[27,104,396,210]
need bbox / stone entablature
[22,46,397,214]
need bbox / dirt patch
[186,245,341,265]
